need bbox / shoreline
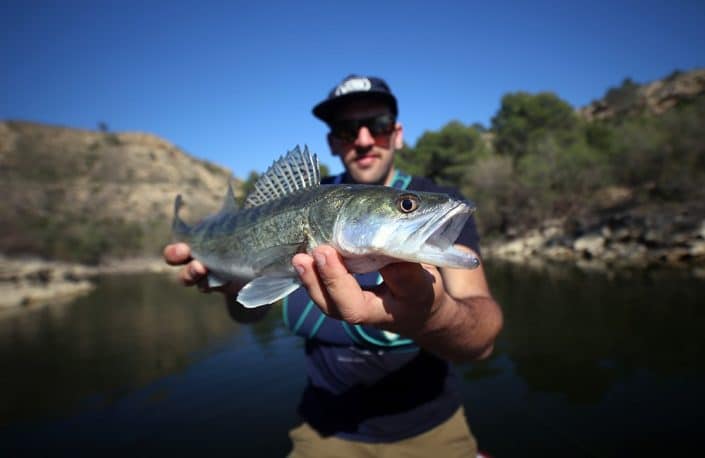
[0,256,174,309]
[2,230,705,310]
[483,217,705,276]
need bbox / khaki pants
[288,407,478,458]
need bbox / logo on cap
[334,77,372,96]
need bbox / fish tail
[172,194,191,238]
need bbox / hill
[0,121,237,264]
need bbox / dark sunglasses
[329,114,396,142]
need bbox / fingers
[291,246,442,330]
[179,260,208,287]
[164,242,206,287]
[163,243,192,265]
[292,246,367,320]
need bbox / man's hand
[291,245,445,336]
[291,244,503,362]
[162,242,242,296]
[163,243,208,287]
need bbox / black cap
[312,74,398,124]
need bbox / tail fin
[172,195,191,238]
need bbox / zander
[172,146,480,308]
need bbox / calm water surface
[1,262,704,457]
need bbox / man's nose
[354,126,375,147]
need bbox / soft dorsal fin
[171,194,192,237]
[220,181,239,212]
[244,145,320,208]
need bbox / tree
[491,92,577,160]
[604,78,642,115]
[395,121,488,187]
[237,171,260,206]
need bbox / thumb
[311,245,351,287]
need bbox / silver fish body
[172,147,479,308]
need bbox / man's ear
[393,122,404,150]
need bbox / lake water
[1,262,704,457]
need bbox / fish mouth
[414,200,480,269]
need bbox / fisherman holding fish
[164,75,503,457]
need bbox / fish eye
[396,194,419,213]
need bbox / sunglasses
[329,114,396,142]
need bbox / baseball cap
[312,74,398,124]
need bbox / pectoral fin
[249,243,306,272]
[236,275,301,308]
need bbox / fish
[172,146,480,308]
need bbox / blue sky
[2,0,704,178]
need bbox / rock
[601,226,612,239]
[609,242,648,265]
[661,247,694,265]
[490,230,547,262]
[573,234,606,258]
[594,186,634,210]
[541,223,564,240]
[610,226,635,242]
[689,241,705,259]
[698,220,705,239]
[643,228,668,246]
[543,246,575,262]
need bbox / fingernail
[294,263,305,275]
[189,266,198,278]
[313,252,326,268]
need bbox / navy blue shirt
[282,170,480,442]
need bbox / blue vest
[282,170,472,442]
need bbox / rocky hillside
[0,121,238,264]
[485,68,705,270]
[579,68,705,120]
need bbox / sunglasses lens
[331,115,395,141]
[332,121,357,142]
[369,115,394,136]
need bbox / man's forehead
[331,99,392,121]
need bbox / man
[164,75,503,457]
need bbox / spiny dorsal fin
[220,181,239,212]
[244,145,320,208]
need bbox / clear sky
[2,0,704,178]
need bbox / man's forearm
[412,295,503,362]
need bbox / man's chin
[348,168,387,185]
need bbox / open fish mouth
[424,201,473,249]
[419,200,473,249]
[414,200,480,268]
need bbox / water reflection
[486,263,705,400]
[0,274,242,425]
[457,262,705,456]
[1,264,704,457]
